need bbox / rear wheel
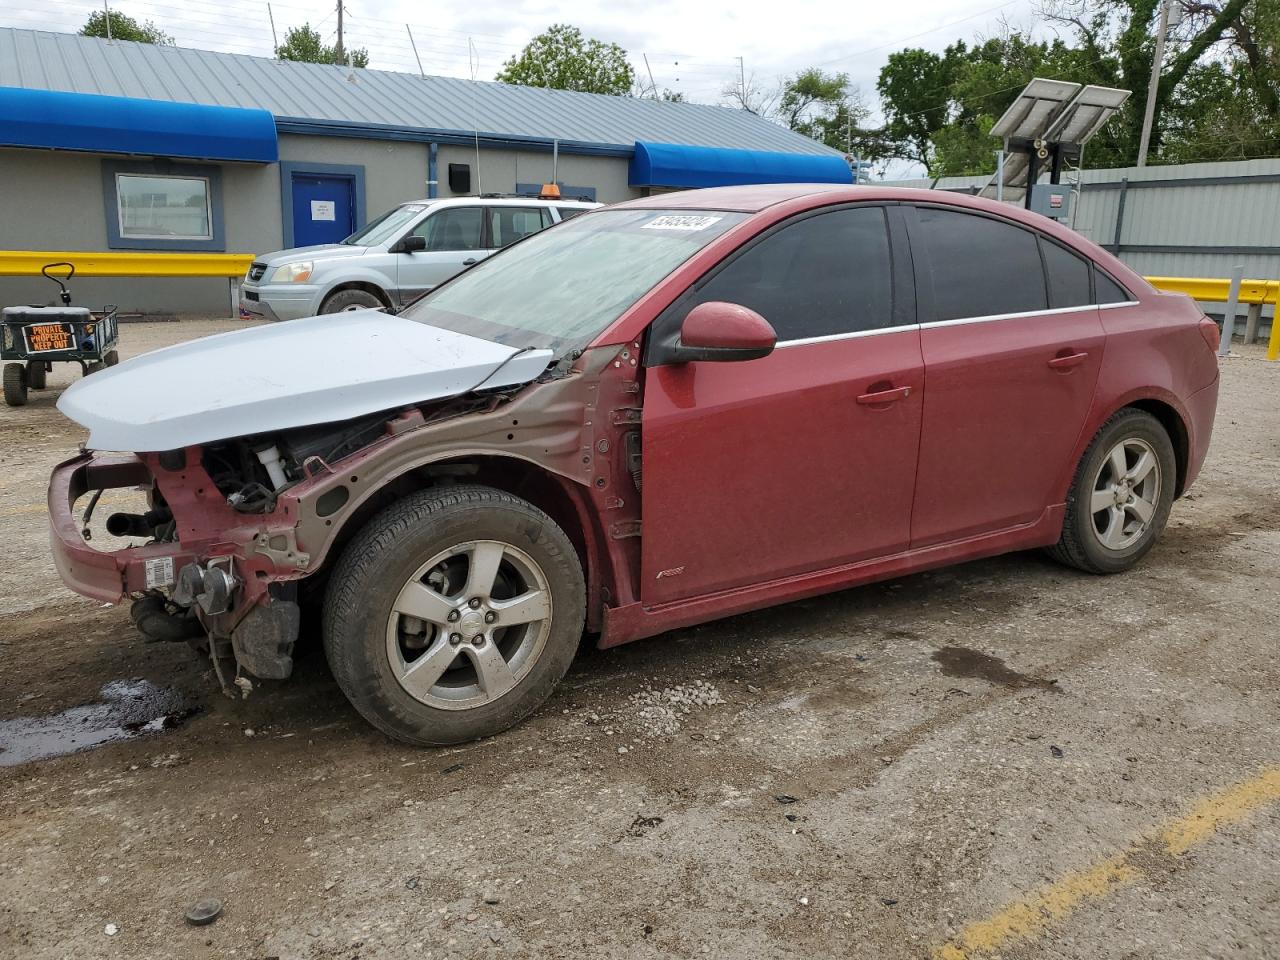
[1048,409,1177,574]
[322,485,585,745]
[104,350,119,367]
[3,363,27,406]
[319,288,384,314]
[26,362,47,390]
[85,361,104,375]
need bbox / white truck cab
[240,195,600,322]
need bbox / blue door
[291,174,356,246]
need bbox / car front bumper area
[48,453,199,604]
[239,282,321,322]
[48,451,304,682]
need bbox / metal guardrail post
[1218,266,1243,358]
[1243,303,1262,345]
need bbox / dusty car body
[49,184,1220,745]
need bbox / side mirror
[673,301,777,363]
[392,235,427,254]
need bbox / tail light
[1198,317,1220,353]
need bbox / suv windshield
[401,209,747,355]
[342,203,429,246]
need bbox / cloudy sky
[8,0,1057,174]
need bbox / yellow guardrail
[0,250,253,278]
[1146,275,1279,361]
[1146,276,1280,306]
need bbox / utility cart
[2,262,119,406]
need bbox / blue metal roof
[0,29,838,160]
[0,86,278,162]
[630,141,854,189]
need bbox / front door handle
[1048,351,1089,370]
[462,258,478,266]
[856,385,912,405]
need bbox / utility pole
[1137,0,1175,167]
[736,56,745,105]
[103,0,113,41]
[267,3,278,53]
[643,53,658,99]
[334,0,345,66]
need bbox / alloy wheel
[1089,437,1162,551]
[384,540,552,710]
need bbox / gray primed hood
[57,311,552,452]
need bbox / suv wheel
[323,485,585,745]
[320,289,385,314]
[1048,409,1177,574]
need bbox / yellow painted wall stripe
[0,251,253,279]
[935,766,1280,960]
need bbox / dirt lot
[1,321,1278,960]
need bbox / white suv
[240,196,600,322]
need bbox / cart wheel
[26,362,47,390]
[3,363,27,406]
[104,350,120,367]
[85,361,104,375]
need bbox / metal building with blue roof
[0,28,848,315]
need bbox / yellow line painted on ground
[935,767,1280,960]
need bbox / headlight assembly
[270,262,314,283]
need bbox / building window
[116,174,212,240]
[102,161,225,251]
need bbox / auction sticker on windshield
[642,215,724,231]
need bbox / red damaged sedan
[49,184,1220,744]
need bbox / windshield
[401,209,747,354]
[342,203,429,246]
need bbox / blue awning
[0,87,278,163]
[630,140,852,189]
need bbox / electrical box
[1030,184,1072,221]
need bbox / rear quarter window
[1094,268,1133,304]
[1040,238,1092,309]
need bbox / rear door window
[1040,238,1093,309]
[554,206,590,221]
[413,207,484,251]
[488,207,552,248]
[914,206,1048,321]
[690,206,895,341]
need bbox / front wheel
[319,288,384,314]
[322,485,586,745]
[1048,409,1177,574]
[3,363,27,406]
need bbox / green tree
[872,1,1276,173]
[276,24,369,68]
[496,24,634,96]
[80,10,173,44]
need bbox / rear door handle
[856,385,912,405]
[1048,351,1089,370]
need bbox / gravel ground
[1,321,1277,960]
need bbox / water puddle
[0,679,198,767]
[932,646,1061,693]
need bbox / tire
[319,288,385,314]
[3,363,27,406]
[26,362,47,390]
[1048,409,1177,574]
[322,484,586,745]
[104,350,119,367]
[85,361,104,375]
